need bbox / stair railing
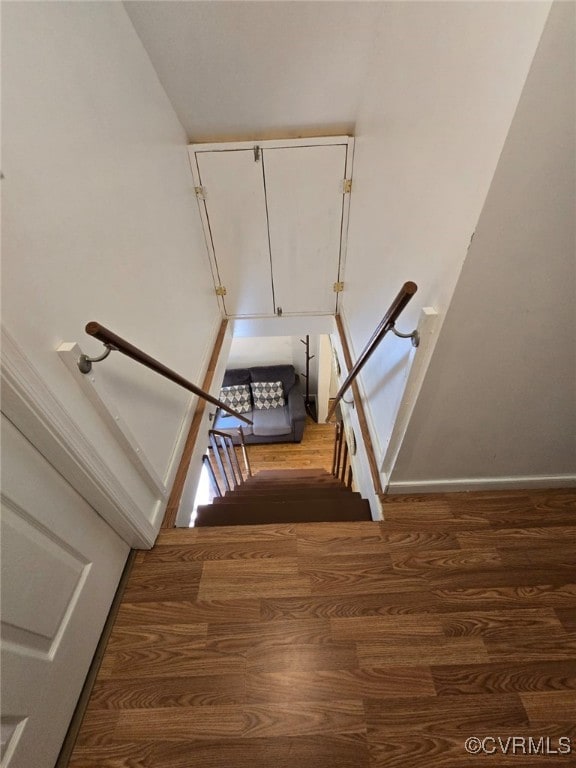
[79,321,253,424]
[327,282,419,423]
[328,282,419,498]
[204,427,251,498]
[331,421,353,489]
[202,454,222,498]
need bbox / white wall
[390,1,576,490]
[227,336,296,369]
[2,3,220,533]
[232,315,334,338]
[341,2,551,468]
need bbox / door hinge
[195,186,207,199]
[343,179,352,194]
[215,286,227,296]
[333,282,344,293]
[253,145,261,163]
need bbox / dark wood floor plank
[105,623,208,652]
[246,642,359,674]
[113,701,365,741]
[199,558,311,599]
[298,553,425,596]
[151,734,370,768]
[141,539,298,562]
[357,636,490,668]
[484,630,576,663]
[457,526,576,549]
[432,660,576,696]
[430,584,576,612]
[121,562,203,602]
[260,591,446,620]
[206,617,334,654]
[88,674,246,709]
[100,648,246,679]
[67,742,154,768]
[330,613,443,640]
[498,544,576,569]
[428,566,574,591]
[157,523,296,543]
[114,706,245,740]
[246,666,436,701]
[555,607,576,632]
[391,547,502,573]
[296,530,387,558]
[521,691,576,723]
[240,700,365,738]
[365,693,528,732]
[379,529,462,551]
[529,489,576,514]
[72,711,119,748]
[115,598,261,626]
[439,608,565,640]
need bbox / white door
[264,144,348,314]
[195,149,274,316]
[0,415,129,768]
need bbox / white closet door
[263,144,347,314]
[0,416,129,768]
[196,150,274,316]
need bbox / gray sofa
[213,364,306,444]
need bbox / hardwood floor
[68,488,576,767]
[242,416,337,474]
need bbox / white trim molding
[388,475,576,494]
[1,327,156,548]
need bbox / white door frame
[1,327,156,549]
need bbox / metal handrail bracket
[327,281,418,422]
[80,321,252,425]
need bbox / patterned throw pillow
[251,381,285,410]
[219,384,252,414]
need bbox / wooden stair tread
[254,469,330,477]
[241,479,345,489]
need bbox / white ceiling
[123,1,383,142]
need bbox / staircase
[195,468,372,526]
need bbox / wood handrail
[85,321,252,425]
[327,281,417,422]
[209,429,239,440]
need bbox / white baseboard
[388,475,576,494]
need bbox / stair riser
[195,512,372,526]
[196,500,372,528]
[223,487,350,497]
[240,480,344,489]
[213,493,362,504]
[253,470,331,477]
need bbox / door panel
[0,415,129,768]
[263,144,347,314]
[196,150,274,316]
